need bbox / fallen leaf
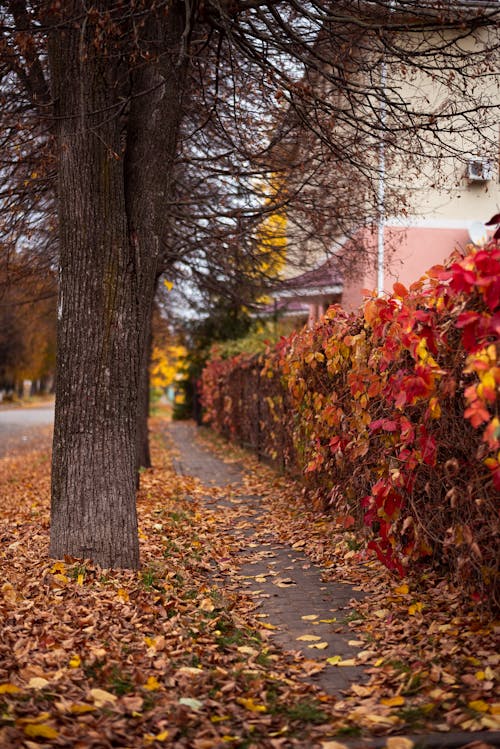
[468,700,490,713]
[176,667,204,676]
[408,602,424,616]
[385,738,414,749]
[144,675,161,691]
[28,677,50,690]
[237,697,267,712]
[90,688,118,707]
[179,697,203,710]
[381,695,406,707]
[199,598,215,612]
[308,642,329,650]
[0,683,22,694]
[24,724,59,739]
[326,656,342,665]
[1,583,16,604]
[394,584,409,596]
[145,730,169,743]
[69,703,95,714]
[301,614,318,621]
[296,634,322,642]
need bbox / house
[266,2,500,319]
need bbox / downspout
[378,1,395,297]
[377,51,387,297]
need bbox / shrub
[200,244,500,607]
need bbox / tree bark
[48,2,187,569]
[136,320,153,475]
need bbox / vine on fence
[200,243,500,606]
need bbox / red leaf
[485,212,500,225]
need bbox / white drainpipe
[377,55,387,297]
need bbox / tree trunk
[48,17,140,569]
[48,3,187,569]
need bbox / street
[0,404,54,457]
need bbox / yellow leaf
[0,683,22,694]
[77,574,84,585]
[394,584,409,595]
[164,280,174,291]
[69,654,81,669]
[24,724,59,739]
[145,730,170,743]
[296,634,321,642]
[53,574,68,585]
[50,562,66,574]
[381,696,406,707]
[211,715,230,723]
[259,622,278,630]
[308,642,329,650]
[17,713,51,725]
[408,602,424,616]
[491,703,500,715]
[237,697,267,712]
[475,670,486,681]
[468,700,490,713]
[69,703,95,714]
[319,618,337,623]
[301,614,318,621]
[144,676,161,691]
[90,688,118,707]
[326,656,342,665]
[1,583,17,603]
[117,588,129,602]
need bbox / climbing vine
[200,243,500,606]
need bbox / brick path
[166,421,368,694]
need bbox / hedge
[200,244,500,607]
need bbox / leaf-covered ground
[0,418,498,748]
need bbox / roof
[276,257,343,298]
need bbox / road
[0,405,54,457]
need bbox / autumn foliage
[200,243,500,607]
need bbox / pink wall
[341,225,471,311]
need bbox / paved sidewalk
[166,421,367,694]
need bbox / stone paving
[166,421,368,694]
